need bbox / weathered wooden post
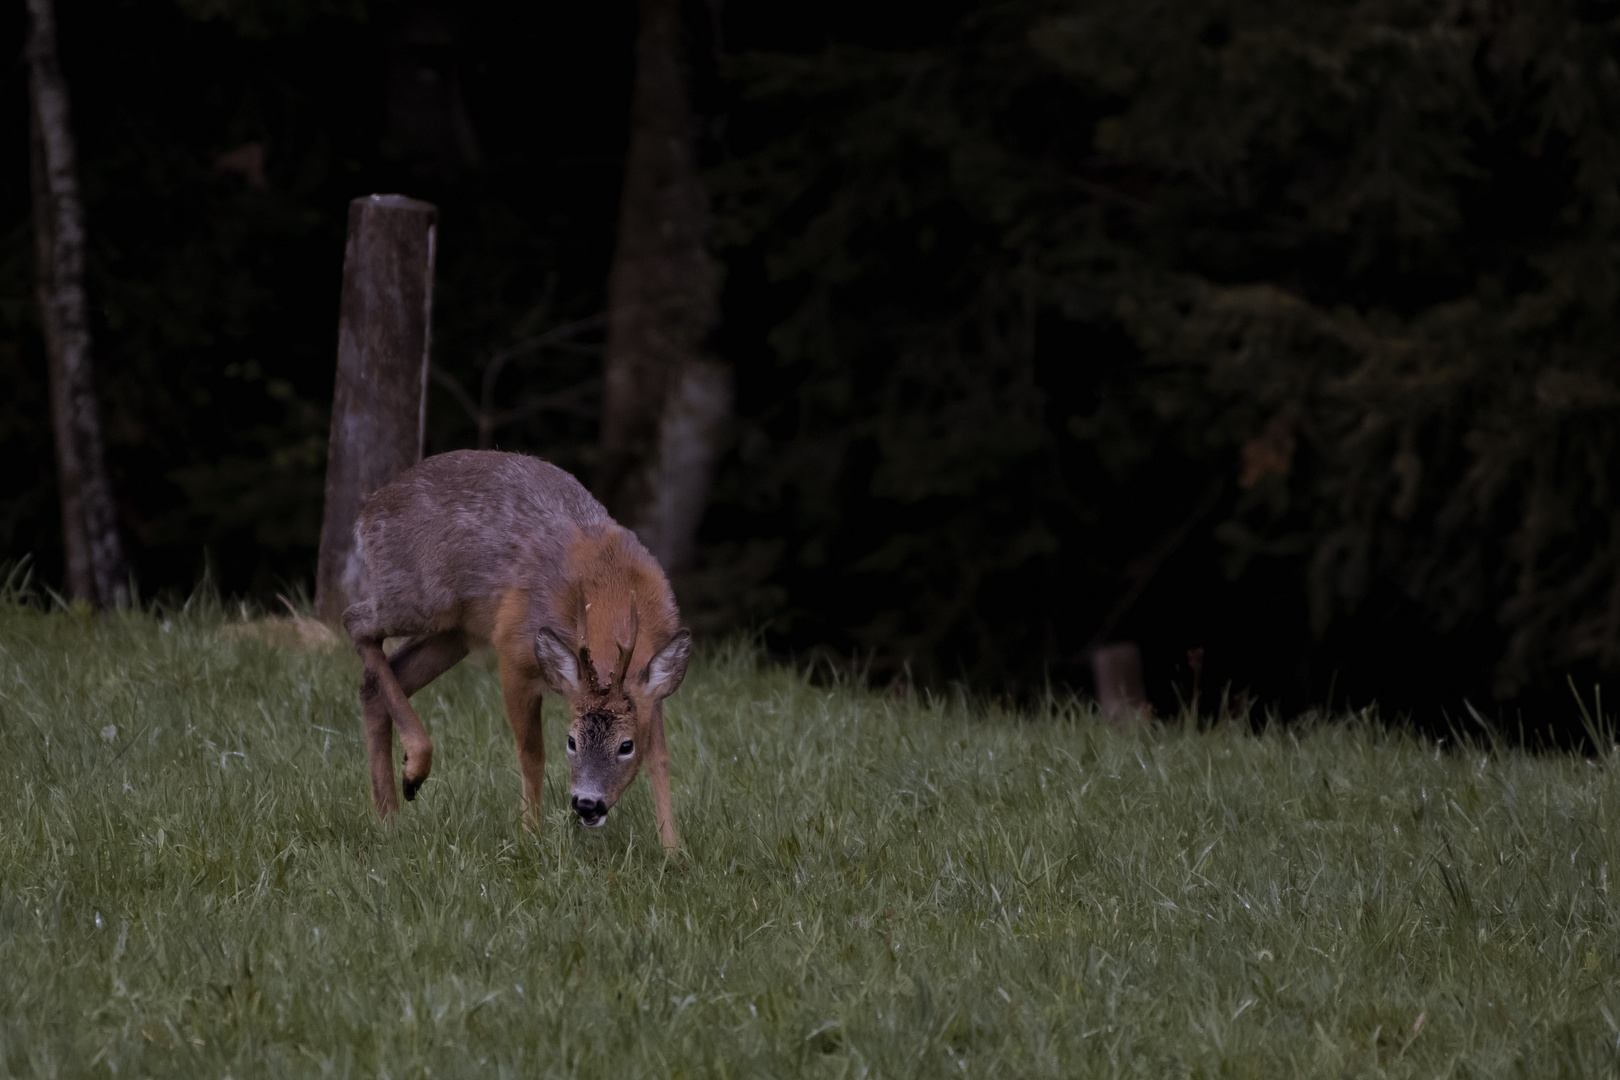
[314,195,437,626]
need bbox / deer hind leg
[358,650,400,817]
[388,632,467,799]
[497,655,546,828]
[355,639,436,802]
[647,703,679,850]
[390,632,469,695]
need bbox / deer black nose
[572,796,607,825]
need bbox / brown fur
[341,450,691,848]
[552,528,679,685]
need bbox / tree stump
[314,195,437,626]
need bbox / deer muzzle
[571,795,608,826]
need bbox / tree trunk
[314,195,438,626]
[27,0,127,609]
[598,0,729,574]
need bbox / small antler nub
[575,601,606,694]
[613,598,642,691]
[578,645,604,695]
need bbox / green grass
[2,605,1620,1078]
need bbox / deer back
[344,450,616,642]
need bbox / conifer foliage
[714,0,1620,701]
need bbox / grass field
[3,603,1620,1078]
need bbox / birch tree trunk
[598,0,729,575]
[27,0,128,609]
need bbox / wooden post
[314,195,437,626]
[1092,642,1151,724]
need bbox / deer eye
[567,735,576,752]
[618,740,634,757]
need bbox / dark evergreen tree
[711,0,1620,704]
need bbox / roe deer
[341,449,692,848]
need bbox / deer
[340,449,692,849]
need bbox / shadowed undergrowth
[1,604,1618,1077]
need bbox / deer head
[533,617,691,827]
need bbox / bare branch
[482,312,608,403]
[490,380,601,429]
[432,366,600,449]
[429,365,482,424]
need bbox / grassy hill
[1,603,1617,1077]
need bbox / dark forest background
[5,0,1620,725]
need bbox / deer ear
[643,628,692,700]
[534,627,581,695]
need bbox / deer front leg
[355,639,435,802]
[499,661,547,828]
[647,702,679,850]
